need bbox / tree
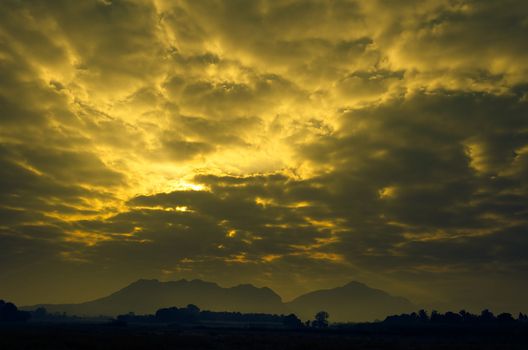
[33,307,48,320]
[497,313,514,322]
[418,309,429,322]
[0,301,31,323]
[283,313,303,328]
[480,309,495,322]
[186,304,200,314]
[313,311,329,328]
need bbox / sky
[1,0,528,312]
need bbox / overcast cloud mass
[1,0,528,312]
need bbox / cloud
[0,0,527,311]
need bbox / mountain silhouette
[24,279,286,316]
[23,279,414,321]
[287,281,415,322]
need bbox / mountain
[22,279,415,321]
[23,279,287,317]
[287,281,415,322]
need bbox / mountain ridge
[287,280,415,322]
[22,279,415,322]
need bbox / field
[1,323,527,350]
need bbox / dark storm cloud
[83,90,528,308]
[1,0,528,311]
[374,0,528,80]
[0,147,116,214]
[301,91,528,233]
[127,176,330,255]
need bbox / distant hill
[22,279,414,321]
[287,281,415,322]
[23,279,287,317]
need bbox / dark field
[1,324,527,350]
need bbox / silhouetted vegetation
[2,303,528,349]
[115,304,303,328]
[383,309,528,325]
[28,307,100,323]
[312,311,330,328]
[0,300,30,323]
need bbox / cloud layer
[1,0,528,312]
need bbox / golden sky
[1,0,528,312]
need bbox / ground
[1,323,527,350]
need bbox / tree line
[3,298,528,330]
[0,300,31,323]
[116,304,306,328]
[383,309,528,325]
